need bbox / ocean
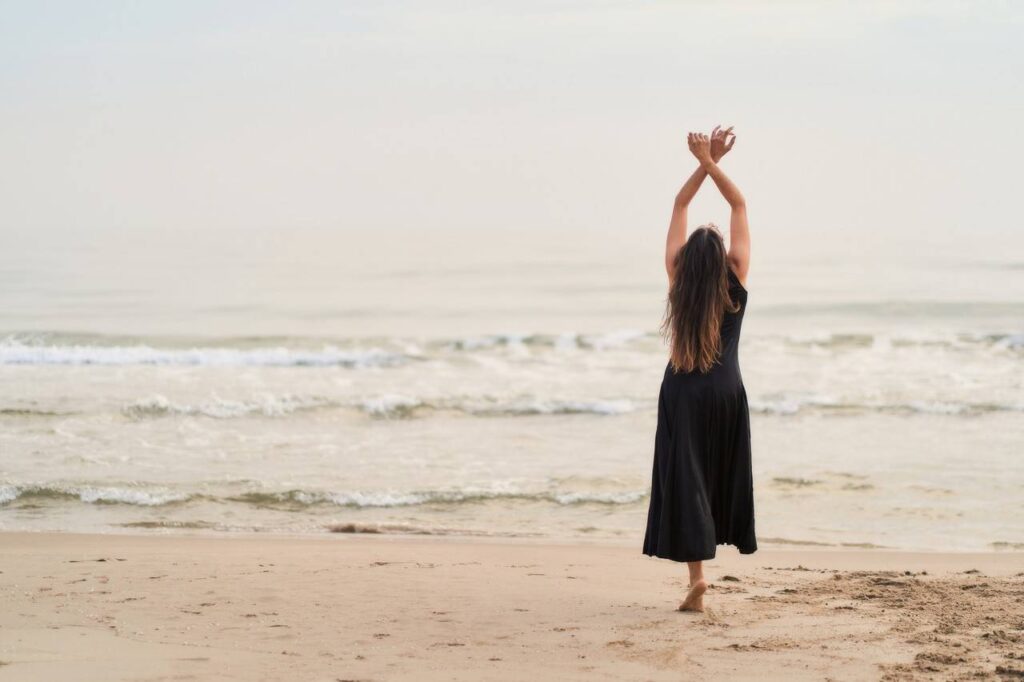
[1,225,1021,552]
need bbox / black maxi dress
[642,266,757,563]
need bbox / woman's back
[662,265,748,395]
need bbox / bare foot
[678,579,708,612]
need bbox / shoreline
[2,532,1022,680]
[3,525,1023,555]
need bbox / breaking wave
[3,329,1018,368]
[0,484,192,506]
[0,339,404,368]
[123,394,335,419]
[0,482,648,509]
[120,394,638,420]
[231,487,649,508]
[115,391,1019,422]
[750,396,1023,416]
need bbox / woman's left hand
[710,125,736,162]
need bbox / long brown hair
[661,225,741,374]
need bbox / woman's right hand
[688,132,713,165]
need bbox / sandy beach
[0,533,1021,681]
[3,3,1023,681]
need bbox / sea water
[0,225,1020,551]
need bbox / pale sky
[1,1,1021,246]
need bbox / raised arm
[664,125,735,280]
[691,131,749,285]
[664,166,707,277]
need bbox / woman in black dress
[643,126,756,613]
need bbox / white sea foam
[240,485,650,508]
[0,483,191,506]
[3,330,1016,369]
[579,329,649,350]
[75,486,191,506]
[323,491,430,507]
[111,390,1024,421]
[118,392,638,420]
[444,333,530,351]
[554,332,580,352]
[124,394,331,419]
[0,485,19,505]
[997,333,1024,350]
[356,395,424,418]
[441,330,654,353]
[551,490,648,504]
[749,395,1023,416]
[496,399,636,416]
[0,340,403,367]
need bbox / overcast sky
[1,1,1021,245]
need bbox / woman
[642,126,757,613]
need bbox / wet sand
[0,532,1021,681]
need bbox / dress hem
[642,542,758,564]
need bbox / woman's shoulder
[727,264,748,295]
